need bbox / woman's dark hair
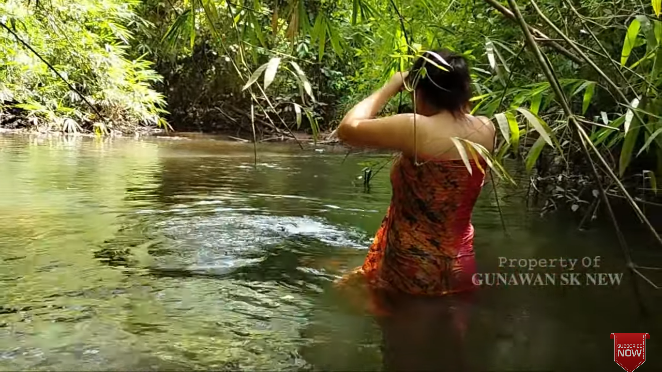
[407,49,472,116]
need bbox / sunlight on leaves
[622,18,642,66]
[264,57,281,89]
[516,107,555,148]
[450,137,472,175]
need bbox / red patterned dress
[338,154,486,310]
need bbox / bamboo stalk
[482,0,583,64]
[251,104,257,166]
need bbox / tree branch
[483,0,583,64]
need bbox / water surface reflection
[0,134,659,371]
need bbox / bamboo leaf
[467,140,515,184]
[312,13,324,40]
[495,140,511,162]
[327,23,342,56]
[622,18,642,66]
[493,43,510,73]
[572,81,591,97]
[242,63,268,91]
[263,57,281,89]
[161,9,192,46]
[297,0,311,32]
[620,124,641,176]
[495,113,510,144]
[290,61,315,100]
[595,116,625,146]
[637,127,662,155]
[461,139,506,181]
[450,137,472,175]
[200,0,222,35]
[486,40,497,71]
[624,97,640,134]
[525,136,547,172]
[420,56,449,72]
[645,170,658,194]
[530,93,542,115]
[653,174,658,194]
[318,25,327,61]
[305,109,319,142]
[655,0,661,17]
[466,144,485,175]
[516,107,554,147]
[582,82,595,115]
[506,111,520,153]
[425,50,452,69]
[294,103,302,128]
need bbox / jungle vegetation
[1,0,662,251]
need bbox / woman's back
[361,155,485,296]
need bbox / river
[0,133,660,371]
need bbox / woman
[335,49,495,371]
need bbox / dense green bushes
[0,0,167,134]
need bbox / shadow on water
[0,134,661,371]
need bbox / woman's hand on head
[387,71,409,92]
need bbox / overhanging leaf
[525,136,547,172]
[637,127,662,155]
[516,107,554,147]
[461,139,516,184]
[495,112,510,144]
[620,124,641,176]
[263,57,281,89]
[572,81,591,97]
[621,18,642,66]
[450,137,472,175]
[624,97,640,134]
[293,103,302,128]
[644,170,658,194]
[486,40,497,71]
[530,93,542,115]
[654,0,661,17]
[290,61,315,101]
[425,50,452,69]
[466,145,485,175]
[242,63,268,91]
[506,111,520,153]
[582,82,595,115]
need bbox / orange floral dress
[340,154,486,302]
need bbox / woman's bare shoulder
[465,115,496,151]
[475,115,495,130]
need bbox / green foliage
[1,0,661,208]
[0,0,168,133]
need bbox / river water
[0,134,660,371]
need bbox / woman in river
[335,49,495,371]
